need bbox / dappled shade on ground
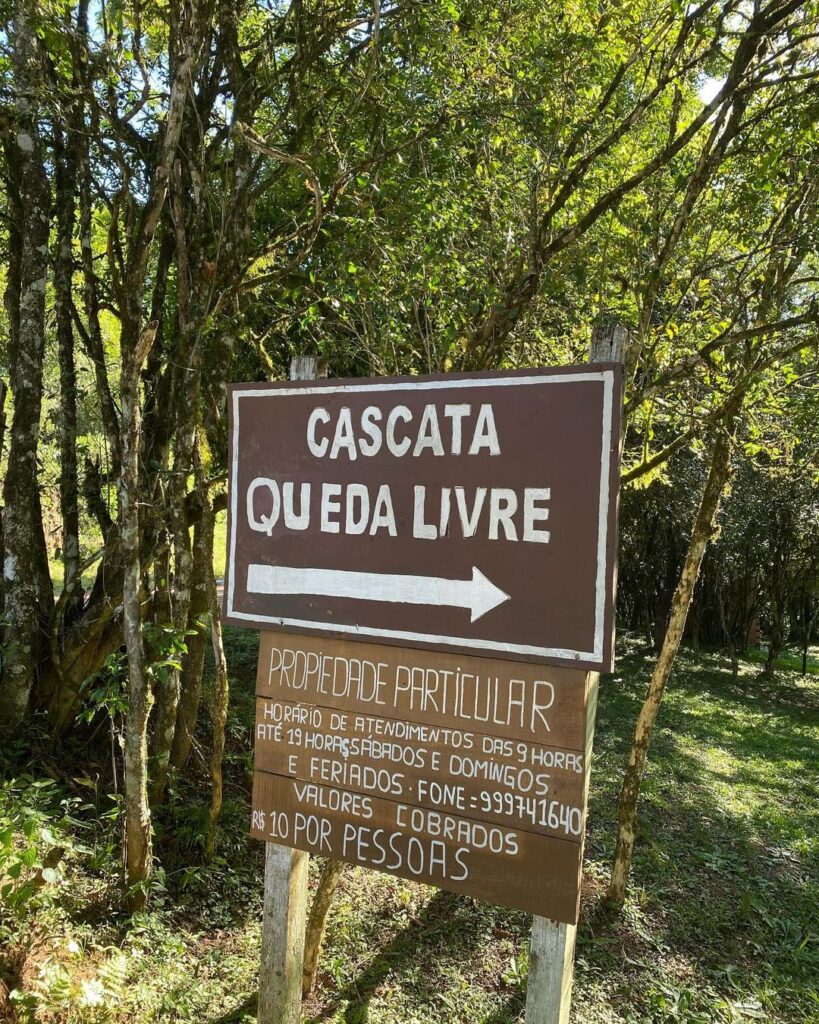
[1,635,817,1023]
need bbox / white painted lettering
[468,404,500,455]
[307,408,330,457]
[247,478,280,535]
[320,483,342,533]
[369,485,397,536]
[345,483,370,535]
[523,487,551,543]
[413,486,437,540]
[444,404,471,454]
[329,407,358,461]
[386,405,412,456]
[359,406,383,456]
[454,486,487,537]
[488,488,518,541]
[283,481,311,530]
[412,406,445,457]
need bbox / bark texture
[0,380,6,608]
[54,115,81,616]
[302,858,347,997]
[0,4,53,734]
[118,0,205,905]
[170,506,212,770]
[205,561,229,861]
[121,324,157,910]
[607,426,734,907]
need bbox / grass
[744,644,819,677]
[47,510,230,592]
[1,635,817,1024]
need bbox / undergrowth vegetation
[2,634,817,1023]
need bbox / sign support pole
[241,342,626,1023]
[525,673,598,1024]
[258,843,309,1024]
[257,355,322,1024]
[525,323,629,1024]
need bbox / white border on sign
[227,372,614,663]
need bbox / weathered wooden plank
[525,914,577,1024]
[258,843,308,1024]
[251,771,584,923]
[256,630,588,748]
[253,694,587,840]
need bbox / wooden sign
[250,631,594,923]
[224,366,622,671]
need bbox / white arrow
[246,563,510,623]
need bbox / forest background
[0,0,817,1021]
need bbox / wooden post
[258,844,309,1024]
[525,323,629,1024]
[257,354,322,1024]
[525,673,598,1024]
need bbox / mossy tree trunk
[0,2,53,735]
[121,320,156,911]
[205,539,229,861]
[170,504,212,770]
[119,0,205,907]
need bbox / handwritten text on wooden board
[250,632,592,922]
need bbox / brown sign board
[251,631,593,923]
[252,771,583,923]
[253,697,586,837]
[254,632,588,747]
[224,366,622,671]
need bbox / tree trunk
[801,603,809,676]
[607,426,734,908]
[0,379,7,612]
[689,598,701,652]
[117,0,202,903]
[205,553,229,861]
[762,627,784,677]
[121,321,157,911]
[0,4,53,735]
[149,482,193,805]
[716,582,739,679]
[77,146,120,466]
[44,608,124,736]
[148,134,208,803]
[149,414,204,799]
[302,858,347,997]
[170,504,213,769]
[149,377,203,799]
[53,121,81,615]
[802,593,814,679]
[148,529,177,805]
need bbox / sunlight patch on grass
[3,636,817,1023]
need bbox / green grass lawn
[2,636,817,1023]
[47,509,230,592]
[744,644,819,677]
